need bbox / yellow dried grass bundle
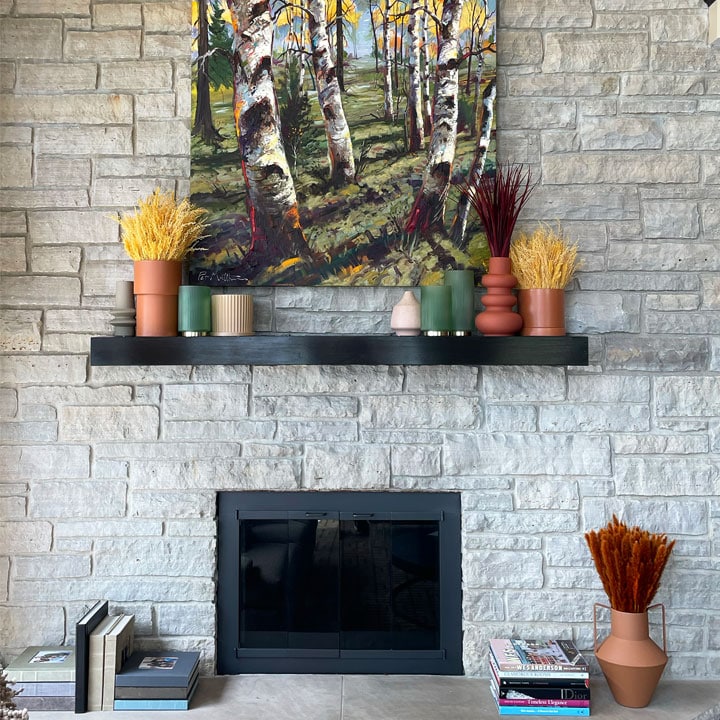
[510,224,581,290]
[585,515,675,613]
[120,189,207,261]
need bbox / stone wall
[1,0,719,678]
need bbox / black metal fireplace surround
[217,491,463,675]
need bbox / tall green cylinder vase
[444,269,475,336]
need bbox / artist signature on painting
[196,271,249,284]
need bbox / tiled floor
[29,675,720,720]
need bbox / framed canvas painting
[189,0,497,286]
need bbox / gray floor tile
[27,675,720,720]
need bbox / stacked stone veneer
[1,0,719,678]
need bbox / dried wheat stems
[510,224,581,290]
[120,189,207,261]
[585,515,675,613]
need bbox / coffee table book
[115,651,200,688]
[4,646,76,712]
[5,647,75,682]
[489,639,589,680]
[113,674,199,711]
[74,599,108,713]
[489,655,590,688]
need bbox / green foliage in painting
[208,0,233,90]
[277,57,315,171]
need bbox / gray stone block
[543,32,648,73]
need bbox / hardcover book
[115,664,200,700]
[489,639,589,675]
[13,681,76,697]
[493,703,590,717]
[87,613,121,711]
[489,654,590,688]
[113,674,199,711]
[75,599,108,713]
[14,695,76,711]
[491,675,590,708]
[4,647,76,683]
[115,651,200,688]
[102,613,135,711]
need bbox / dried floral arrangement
[120,188,207,261]
[585,515,676,613]
[0,668,28,720]
[510,224,581,290]
[463,163,535,258]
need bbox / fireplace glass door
[218,492,461,674]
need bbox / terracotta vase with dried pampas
[585,516,675,708]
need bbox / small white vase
[391,291,421,336]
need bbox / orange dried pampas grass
[585,515,675,613]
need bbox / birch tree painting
[190,0,496,285]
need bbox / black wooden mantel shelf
[90,335,589,367]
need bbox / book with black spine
[74,600,108,713]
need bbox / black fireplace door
[217,492,462,675]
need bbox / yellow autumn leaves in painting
[120,189,207,261]
[510,224,581,290]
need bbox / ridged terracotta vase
[518,288,566,336]
[475,257,522,336]
[594,602,668,708]
[133,260,183,337]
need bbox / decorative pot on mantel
[518,288,566,336]
[594,602,668,708]
[133,260,182,337]
[391,291,421,336]
[474,257,523,336]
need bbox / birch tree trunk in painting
[308,0,356,186]
[450,77,495,248]
[382,13,395,121]
[336,0,345,91]
[406,0,464,234]
[469,50,483,137]
[193,0,222,143]
[422,0,432,135]
[406,0,424,152]
[228,0,308,258]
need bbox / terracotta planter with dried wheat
[510,225,580,336]
[585,516,675,708]
[119,189,206,337]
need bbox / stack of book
[488,638,591,717]
[4,646,76,712]
[114,650,200,711]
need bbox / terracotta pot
[133,260,183,337]
[474,257,522,336]
[594,603,668,708]
[518,288,566,336]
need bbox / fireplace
[217,491,463,674]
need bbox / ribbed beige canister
[211,294,253,336]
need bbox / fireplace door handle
[352,513,375,519]
[304,512,328,518]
